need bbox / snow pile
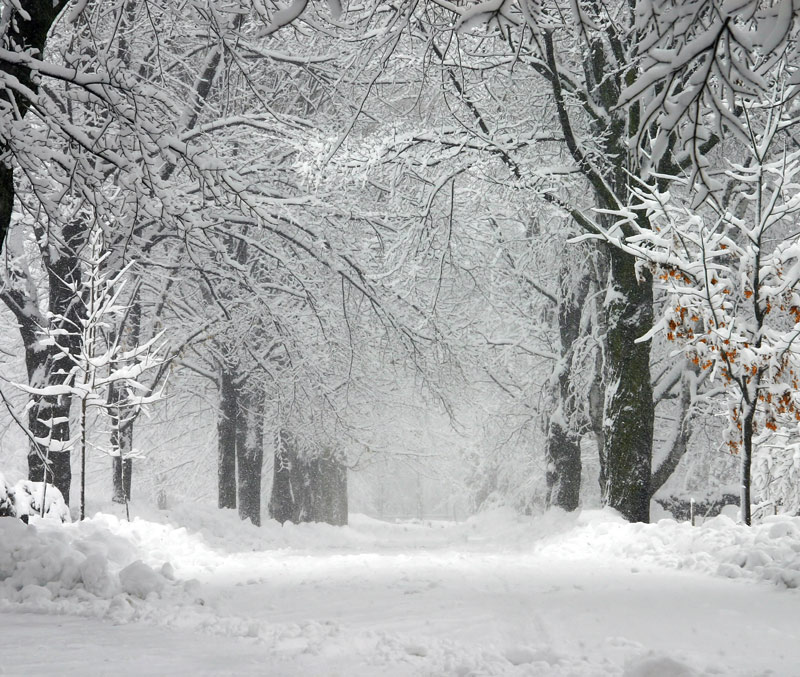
[534,509,800,588]
[0,514,178,617]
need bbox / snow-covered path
[2,508,799,676]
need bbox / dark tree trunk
[741,404,755,526]
[601,247,654,523]
[544,25,657,522]
[0,1,71,252]
[545,422,582,512]
[217,368,238,510]
[23,338,73,504]
[27,217,86,505]
[269,431,348,526]
[235,381,264,526]
[0,164,13,253]
[110,379,134,505]
[1,4,83,501]
[112,456,132,503]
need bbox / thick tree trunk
[217,368,238,510]
[545,269,590,511]
[25,344,73,504]
[235,382,264,526]
[269,431,348,525]
[545,420,582,511]
[0,2,71,252]
[29,218,85,505]
[601,247,655,523]
[112,456,132,503]
[2,4,83,498]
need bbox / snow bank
[533,509,800,588]
[0,513,178,620]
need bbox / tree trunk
[601,247,655,523]
[741,404,755,526]
[545,419,582,511]
[1,3,84,498]
[217,368,238,510]
[25,215,85,505]
[307,454,348,525]
[110,390,134,505]
[545,268,590,511]
[112,456,133,503]
[0,164,12,255]
[649,368,695,499]
[235,381,264,526]
[269,431,348,525]
[269,430,296,525]
[26,347,73,504]
[0,2,71,252]
[108,297,141,505]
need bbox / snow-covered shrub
[12,480,70,522]
[0,472,15,517]
[0,473,70,522]
[654,491,739,522]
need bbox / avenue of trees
[1,0,799,526]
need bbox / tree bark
[601,247,654,522]
[545,269,590,511]
[0,1,71,251]
[27,217,86,504]
[109,299,142,505]
[22,335,73,502]
[112,456,132,503]
[741,404,755,526]
[269,430,296,525]
[110,382,134,504]
[545,421,582,511]
[235,380,264,526]
[217,368,238,510]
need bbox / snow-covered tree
[16,227,164,519]
[605,72,800,524]
[413,0,800,521]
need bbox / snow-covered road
[2,507,799,676]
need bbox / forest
[1,2,800,676]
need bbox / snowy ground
[1,506,800,676]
